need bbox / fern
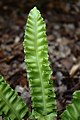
[1,6,80,120]
[61,90,80,120]
[24,7,56,120]
[0,75,29,120]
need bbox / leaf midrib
[33,19,47,114]
[0,86,20,120]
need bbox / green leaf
[2,113,11,120]
[0,75,29,120]
[61,90,80,120]
[24,7,56,119]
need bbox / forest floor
[0,1,80,119]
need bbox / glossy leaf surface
[24,7,56,120]
[61,90,80,120]
[0,75,29,120]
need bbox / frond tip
[24,7,57,119]
[0,75,29,120]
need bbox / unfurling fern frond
[24,7,56,120]
[61,90,80,120]
[0,75,29,120]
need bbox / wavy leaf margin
[24,7,57,120]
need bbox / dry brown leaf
[69,63,80,77]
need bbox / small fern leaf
[24,7,56,119]
[0,75,29,120]
[61,90,80,120]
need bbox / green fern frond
[61,90,80,120]
[0,75,29,120]
[24,7,56,119]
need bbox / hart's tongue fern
[1,6,80,120]
[0,75,29,120]
[24,7,57,120]
[61,91,80,120]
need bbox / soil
[0,0,80,119]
